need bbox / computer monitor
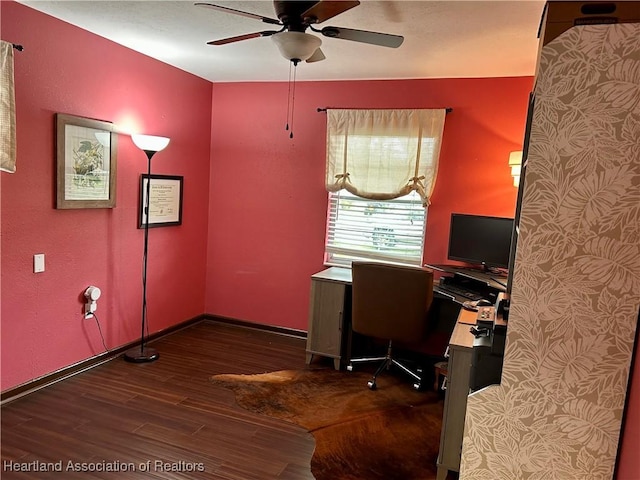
[447,213,514,270]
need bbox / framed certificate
[138,174,183,228]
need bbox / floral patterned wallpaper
[461,22,640,480]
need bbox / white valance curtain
[1,41,17,173]
[325,109,446,206]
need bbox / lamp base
[123,346,159,363]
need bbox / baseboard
[204,314,307,339]
[0,314,207,405]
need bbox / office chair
[348,261,439,390]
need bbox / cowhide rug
[210,368,443,480]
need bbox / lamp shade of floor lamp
[124,134,170,363]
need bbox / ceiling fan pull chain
[285,61,292,133]
[290,62,297,139]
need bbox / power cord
[88,312,109,353]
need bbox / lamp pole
[124,135,169,363]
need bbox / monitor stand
[425,264,507,291]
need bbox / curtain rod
[317,107,453,113]
[12,44,24,51]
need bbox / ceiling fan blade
[195,2,281,25]
[306,48,326,63]
[301,1,360,24]
[320,26,404,48]
[207,31,278,46]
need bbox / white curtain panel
[0,41,16,174]
[325,109,446,206]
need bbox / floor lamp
[124,133,170,363]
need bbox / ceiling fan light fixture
[271,31,322,62]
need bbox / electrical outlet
[34,254,45,273]
[85,301,97,318]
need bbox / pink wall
[207,77,531,330]
[0,2,212,390]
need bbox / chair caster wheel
[367,380,377,390]
[346,364,354,372]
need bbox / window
[322,108,446,267]
[325,190,426,267]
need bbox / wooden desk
[436,308,506,480]
[304,266,467,370]
[306,267,504,479]
[305,267,352,370]
[436,308,476,480]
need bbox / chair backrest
[351,262,434,344]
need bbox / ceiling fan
[195,1,404,64]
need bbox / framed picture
[56,113,117,209]
[139,174,183,228]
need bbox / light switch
[34,254,45,273]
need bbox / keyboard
[437,284,484,301]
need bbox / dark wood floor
[2,321,458,480]
[1,321,316,479]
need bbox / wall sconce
[124,133,170,363]
[509,151,523,187]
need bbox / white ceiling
[18,0,546,82]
